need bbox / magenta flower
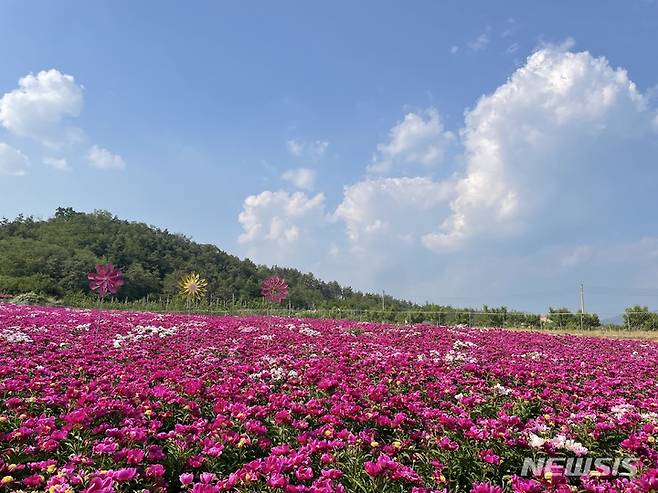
[126,448,144,464]
[2,303,658,492]
[145,464,165,478]
[260,276,288,304]
[179,473,194,486]
[114,468,137,482]
[364,460,384,477]
[88,263,124,299]
[470,483,503,493]
[479,449,500,465]
[295,467,314,482]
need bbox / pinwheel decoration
[88,263,124,300]
[261,276,288,304]
[178,273,207,303]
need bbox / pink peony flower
[145,464,165,477]
[470,483,503,493]
[180,473,194,485]
[126,448,144,464]
[200,472,216,484]
[266,473,287,488]
[364,461,383,477]
[114,468,137,482]
[295,467,314,481]
[479,449,500,465]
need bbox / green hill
[0,207,415,310]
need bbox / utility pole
[580,283,585,331]
[382,290,385,312]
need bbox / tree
[623,306,658,331]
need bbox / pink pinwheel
[88,263,124,300]
[260,275,288,304]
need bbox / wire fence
[55,296,658,332]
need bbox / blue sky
[1,1,658,316]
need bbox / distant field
[506,326,658,341]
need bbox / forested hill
[0,207,417,309]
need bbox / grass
[506,325,658,341]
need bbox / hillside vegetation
[0,207,416,310]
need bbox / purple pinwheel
[88,263,124,300]
[261,276,288,304]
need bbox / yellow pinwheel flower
[178,273,207,302]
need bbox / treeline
[545,307,600,329]
[0,208,418,310]
[623,306,658,331]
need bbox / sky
[1,1,658,316]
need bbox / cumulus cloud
[0,69,83,146]
[0,68,126,173]
[244,47,658,261]
[0,143,30,176]
[237,44,658,311]
[368,109,454,174]
[423,45,658,252]
[334,177,455,245]
[282,167,316,190]
[286,139,329,160]
[86,145,126,170]
[238,190,326,246]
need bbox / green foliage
[546,307,600,329]
[11,291,49,305]
[0,208,414,310]
[623,305,658,330]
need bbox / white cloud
[468,27,491,51]
[43,156,71,172]
[286,139,329,160]
[236,45,658,314]
[368,109,454,174]
[282,167,316,190]
[450,45,459,55]
[0,143,30,176]
[238,190,326,246]
[0,68,125,173]
[86,145,126,170]
[423,45,658,252]
[237,189,333,270]
[334,177,455,244]
[0,69,83,146]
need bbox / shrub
[12,291,49,306]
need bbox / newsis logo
[521,456,638,478]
